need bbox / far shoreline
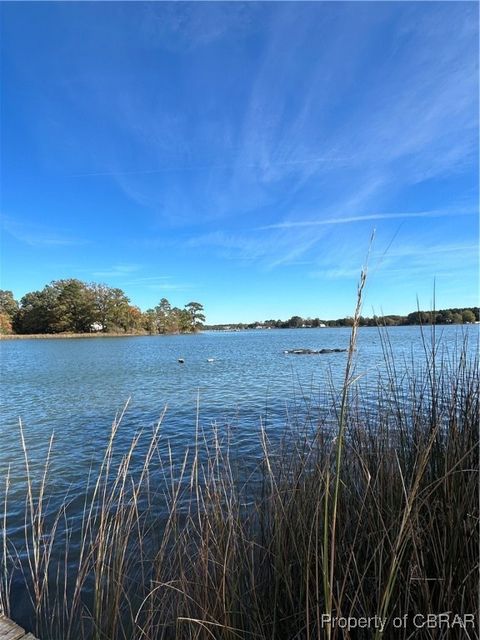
[1,323,477,341]
[0,332,150,340]
[0,331,187,340]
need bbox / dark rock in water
[284,348,347,355]
[178,358,185,363]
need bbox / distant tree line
[1,282,476,335]
[205,307,479,331]
[0,281,205,335]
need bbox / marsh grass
[1,322,478,639]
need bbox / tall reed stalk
[323,264,368,640]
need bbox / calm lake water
[1,325,477,456]
[0,325,477,625]
[1,326,477,491]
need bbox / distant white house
[90,321,104,332]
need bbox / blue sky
[1,2,478,323]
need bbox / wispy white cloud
[258,208,475,231]
[139,3,262,53]
[309,241,478,281]
[186,178,384,269]
[379,242,478,260]
[41,3,476,238]
[1,216,86,247]
[86,267,192,292]
[140,282,194,292]
[91,264,142,278]
[309,267,365,281]
[72,155,349,179]
[220,2,478,232]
